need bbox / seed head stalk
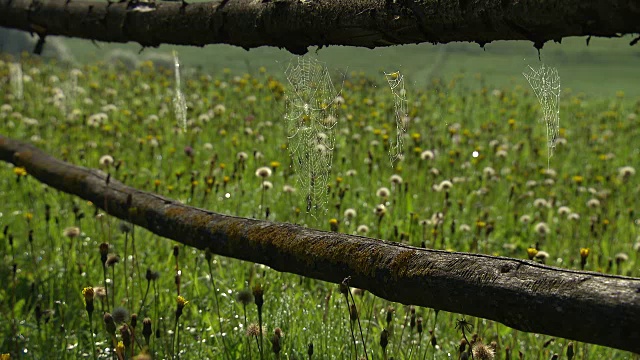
[205,250,231,360]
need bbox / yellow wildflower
[13,167,27,176]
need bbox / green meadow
[0,40,639,360]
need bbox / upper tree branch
[1,134,639,354]
[0,0,639,54]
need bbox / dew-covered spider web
[523,64,560,168]
[172,50,187,132]
[284,57,340,216]
[384,71,409,167]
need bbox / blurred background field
[3,27,640,96]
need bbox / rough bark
[1,134,639,353]
[0,0,639,55]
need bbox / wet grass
[0,52,638,359]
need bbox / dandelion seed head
[255,167,272,178]
[376,187,390,198]
[344,208,357,220]
[420,150,434,160]
[261,181,273,190]
[533,198,549,208]
[483,167,496,177]
[99,155,114,168]
[63,226,81,238]
[618,166,636,178]
[587,198,600,209]
[438,180,453,191]
[390,174,403,185]
[534,222,550,236]
[237,152,249,161]
[357,225,369,234]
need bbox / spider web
[284,57,339,216]
[523,64,560,168]
[173,50,187,132]
[384,71,409,167]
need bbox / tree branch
[0,0,639,54]
[1,134,639,353]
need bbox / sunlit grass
[0,53,638,359]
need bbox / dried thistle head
[246,323,263,338]
[472,341,495,360]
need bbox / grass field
[61,35,640,97]
[0,46,639,360]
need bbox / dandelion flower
[13,166,27,177]
[534,250,549,263]
[439,180,453,191]
[357,225,369,234]
[346,169,357,177]
[261,181,273,190]
[283,185,296,193]
[615,252,629,263]
[236,289,254,306]
[420,150,434,160]
[618,166,636,179]
[519,215,531,224]
[99,154,114,168]
[344,208,357,220]
[586,198,600,209]
[93,286,107,299]
[390,174,403,185]
[459,224,471,232]
[558,206,571,216]
[568,213,580,221]
[533,198,548,208]
[376,187,390,198]
[255,167,272,178]
[105,254,120,267]
[213,104,226,115]
[237,152,249,162]
[112,306,130,324]
[534,222,550,236]
[374,204,387,217]
[63,226,81,238]
[483,167,496,177]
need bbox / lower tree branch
[1,134,639,353]
[0,0,639,54]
